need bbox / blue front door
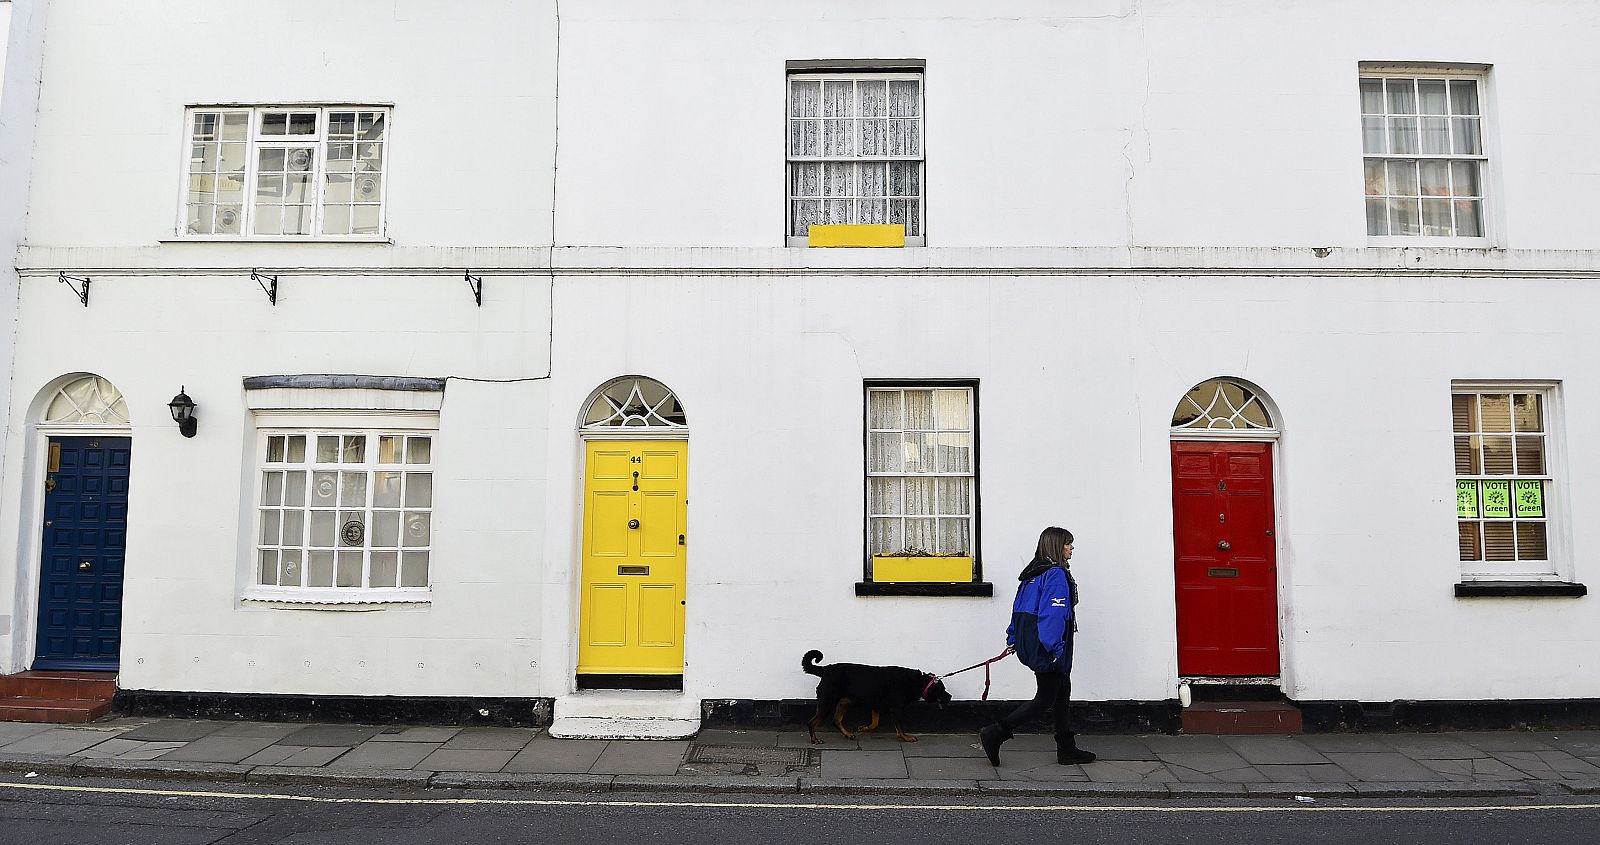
[34,436,130,670]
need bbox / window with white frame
[1360,73,1487,239]
[866,385,976,575]
[184,106,388,238]
[788,72,924,245]
[1452,386,1555,577]
[252,428,433,599]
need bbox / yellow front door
[578,439,687,675]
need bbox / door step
[549,689,700,739]
[1181,700,1303,735]
[0,671,117,723]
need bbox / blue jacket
[1006,565,1074,674]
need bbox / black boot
[1055,733,1096,765]
[979,723,1012,766]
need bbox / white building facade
[1,0,1596,728]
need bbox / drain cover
[685,744,813,766]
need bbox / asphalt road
[2,777,1599,844]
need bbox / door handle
[1217,539,1231,551]
[632,471,639,491]
[78,561,92,572]
[628,518,640,529]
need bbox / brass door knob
[78,561,92,571]
[1216,540,1231,551]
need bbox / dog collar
[920,675,939,699]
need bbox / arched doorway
[575,377,688,687]
[1169,378,1281,678]
[31,375,133,671]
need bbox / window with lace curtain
[788,70,925,246]
[1452,385,1557,579]
[865,383,976,583]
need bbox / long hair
[1032,526,1074,567]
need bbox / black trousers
[998,671,1072,737]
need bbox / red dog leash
[924,647,1013,701]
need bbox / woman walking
[979,526,1096,766]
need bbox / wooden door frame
[1169,436,1286,680]
[18,425,133,672]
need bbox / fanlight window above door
[43,376,130,426]
[581,377,687,429]
[1171,379,1274,432]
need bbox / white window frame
[1360,66,1494,247]
[786,71,927,247]
[177,104,391,241]
[1450,381,1568,582]
[242,411,436,605]
[864,383,977,579]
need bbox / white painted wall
[0,1,1596,705]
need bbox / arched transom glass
[582,378,687,429]
[43,375,130,426]
[1171,379,1274,432]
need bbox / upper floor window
[788,71,924,246]
[183,106,388,239]
[1360,72,1487,241]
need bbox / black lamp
[168,387,197,438]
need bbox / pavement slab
[241,745,348,767]
[1255,763,1357,783]
[504,738,609,774]
[820,749,907,779]
[417,748,517,772]
[75,739,186,760]
[156,735,282,764]
[1222,736,1330,765]
[1448,731,1558,752]
[210,722,305,741]
[589,740,689,775]
[1541,731,1600,756]
[1297,734,1393,753]
[369,726,462,743]
[1322,752,1446,782]
[993,753,1090,781]
[1138,734,1232,754]
[1154,750,1253,774]
[1379,734,1488,760]
[1,728,127,756]
[114,721,228,742]
[1418,756,1533,781]
[900,734,985,757]
[1078,735,1161,760]
[904,755,998,780]
[329,740,443,769]
[441,727,540,751]
[1083,759,1176,783]
[275,725,385,747]
[1488,749,1600,780]
[0,723,52,744]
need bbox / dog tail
[802,650,825,676]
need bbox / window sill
[855,581,993,597]
[158,236,393,244]
[241,590,431,608]
[1454,581,1587,598]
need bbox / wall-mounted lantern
[167,388,197,438]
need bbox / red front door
[1172,441,1279,676]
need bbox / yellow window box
[808,223,906,248]
[871,555,974,584]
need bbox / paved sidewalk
[3,717,1600,798]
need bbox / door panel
[35,436,131,671]
[1172,441,1279,676]
[578,440,687,676]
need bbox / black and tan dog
[802,649,951,744]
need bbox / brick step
[0,671,117,702]
[0,696,113,724]
[1181,700,1303,735]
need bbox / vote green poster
[1455,480,1478,518]
[1514,479,1544,518]
[1480,479,1512,519]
